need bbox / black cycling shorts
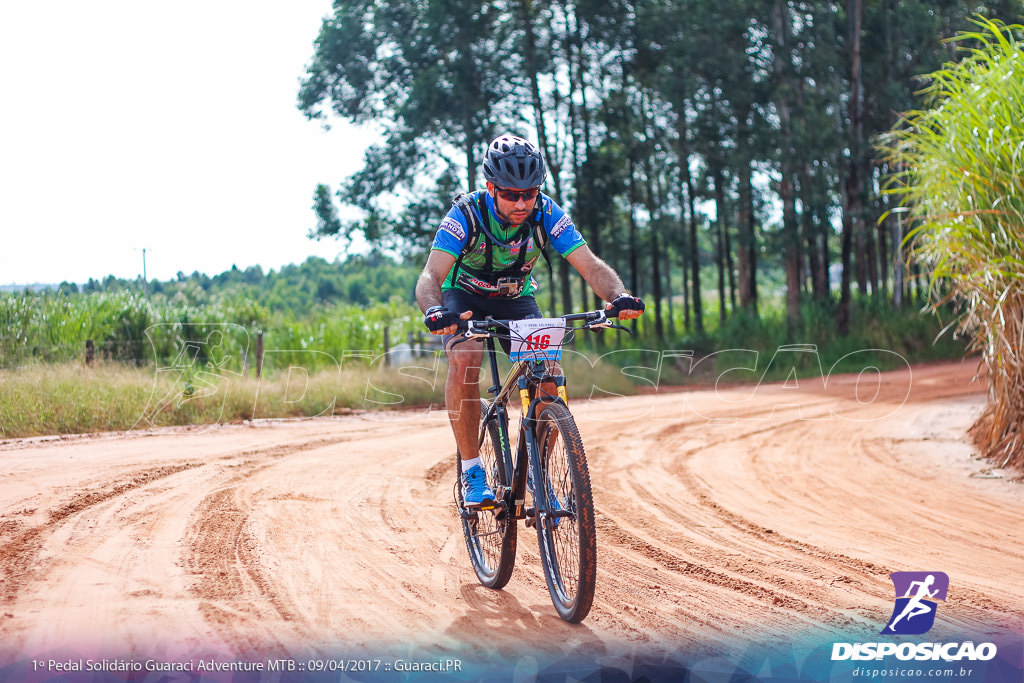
[441,289,543,356]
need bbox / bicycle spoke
[534,403,596,623]
[459,399,517,589]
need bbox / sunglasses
[494,187,540,203]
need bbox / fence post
[85,340,94,365]
[256,330,264,378]
[383,326,390,367]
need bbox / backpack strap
[534,215,552,273]
[528,198,553,282]
[449,193,482,288]
[449,190,553,294]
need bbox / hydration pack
[449,192,552,297]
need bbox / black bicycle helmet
[481,134,547,189]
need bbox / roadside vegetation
[879,18,1024,469]
[0,261,968,438]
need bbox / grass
[0,290,423,372]
[0,352,643,438]
[878,17,1024,468]
[0,276,973,438]
[0,292,974,438]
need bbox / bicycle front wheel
[533,402,597,623]
[460,399,517,589]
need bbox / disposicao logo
[881,571,948,635]
[830,571,998,662]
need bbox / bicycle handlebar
[456,307,629,339]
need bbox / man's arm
[565,245,643,320]
[415,250,471,335]
[415,250,457,313]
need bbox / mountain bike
[450,308,630,623]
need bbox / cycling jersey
[430,190,586,297]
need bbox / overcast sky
[0,1,373,286]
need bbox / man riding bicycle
[415,133,645,508]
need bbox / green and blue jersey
[430,190,586,297]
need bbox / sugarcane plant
[879,16,1024,469]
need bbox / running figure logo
[881,571,949,635]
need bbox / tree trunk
[712,164,733,323]
[646,177,664,341]
[559,260,573,315]
[801,164,828,302]
[520,0,560,199]
[679,193,692,331]
[838,0,863,336]
[627,157,640,297]
[464,126,475,191]
[774,0,801,335]
[664,243,675,338]
[736,131,758,315]
[677,121,702,335]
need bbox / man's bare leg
[446,340,483,461]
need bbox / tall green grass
[568,296,969,384]
[0,290,423,372]
[1,266,974,437]
[878,17,1024,468]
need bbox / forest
[300,0,1021,340]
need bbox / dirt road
[1,359,1021,674]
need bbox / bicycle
[450,308,630,623]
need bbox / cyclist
[415,133,645,507]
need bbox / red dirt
[0,359,1020,666]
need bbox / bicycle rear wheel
[459,399,517,589]
[533,402,597,623]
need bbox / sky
[0,1,374,286]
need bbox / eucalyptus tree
[298,0,516,246]
[789,4,846,304]
[684,0,769,322]
[770,0,831,333]
[504,0,595,313]
[733,23,776,316]
[644,0,710,335]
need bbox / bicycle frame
[477,336,566,525]
[453,308,627,522]
[475,327,581,528]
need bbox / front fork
[516,374,567,526]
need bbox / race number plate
[509,318,566,362]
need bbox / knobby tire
[533,402,597,623]
[460,399,517,589]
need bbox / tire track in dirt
[0,433,358,651]
[2,361,1021,662]
[582,390,980,643]
[622,382,1024,638]
[179,435,360,655]
[0,463,201,604]
[184,475,295,656]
